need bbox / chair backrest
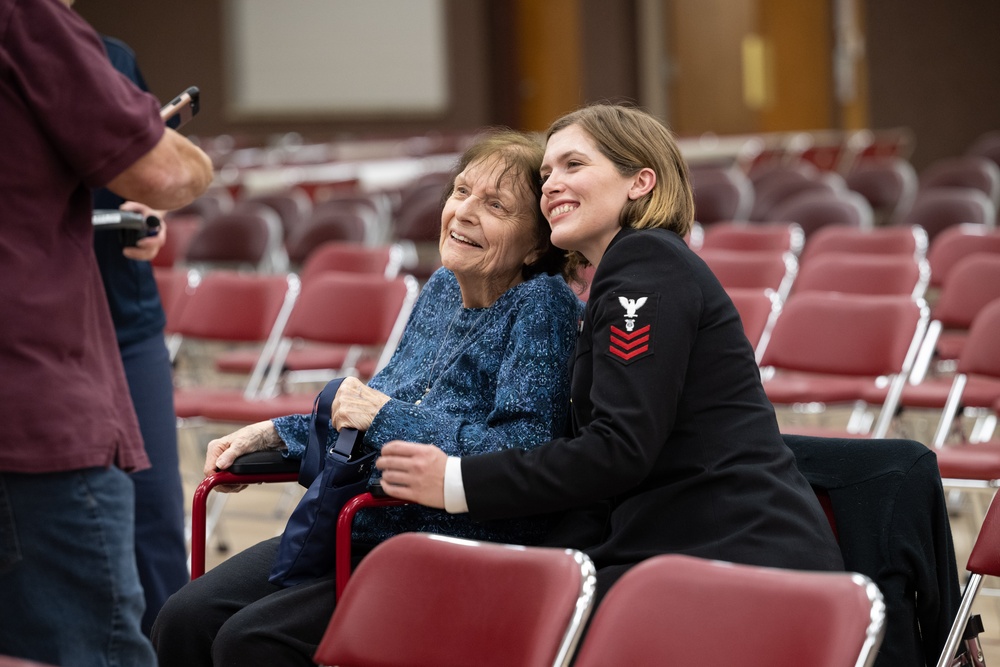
[700,221,805,256]
[963,483,1000,577]
[956,298,1000,378]
[800,223,928,265]
[845,156,919,225]
[314,533,596,667]
[183,204,288,273]
[259,271,418,394]
[167,189,233,222]
[572,554,884,667]
[153,213,203,268]
[792,252,929,300]
[896,188,996,242]
[926,222,1000,288]
[153,266,195,332]
[760,292,926,378]
[765,189,875,236]
[172,271,300,397]
[298,241,404,283]
[698,248,798,301]
[153,266,199,361]
[750,173,839,222]
[284,210,370,265]
[236,187,313,242]
[937,488,1000,667]
[689,166,755,223]
[312,192,392,240]
[393,180,446,242]
[919,155,1000,210]
[932,253,1000,328]
[171,271,297,343]
[726,287,781,363]
[749,158,820,189]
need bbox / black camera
[92,209,161,247]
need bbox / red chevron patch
[609,324,651,361]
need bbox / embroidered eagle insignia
[618,296,647,318]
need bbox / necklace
[415,305,490,405]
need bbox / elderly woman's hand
[375,440,448,509]
[331,376,391,432]
[204,420,284,492]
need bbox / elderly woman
[151,129,583,667]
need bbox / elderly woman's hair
[546,103,694,273]
[444,128,570,281]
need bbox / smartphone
[161,86,200,129]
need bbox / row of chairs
[315,532,886,667]
[157,172,448,278]
[692,153,998,240]
[689,242,1000,442]
[192,451,888,667]
[189,428,1000,667]
[160,261,420,427]
[694,218,1000,293]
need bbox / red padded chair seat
[186,393,318,424]
[763,372,882,405]
[214,344,378,379]
[174,387,260,420]
[863,375,1000,410]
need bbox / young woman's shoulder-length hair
[546,103,694,238]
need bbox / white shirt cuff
[443,456,469,514]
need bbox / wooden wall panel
[666,0,757,135]
[756,0,834,132]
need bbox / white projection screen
[227,0,449,118]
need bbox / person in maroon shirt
[0,1,212,664]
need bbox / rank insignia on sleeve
[606,293,656,364]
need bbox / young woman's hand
[376,440,448,508]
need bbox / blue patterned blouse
[273,267,583,545]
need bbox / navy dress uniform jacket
[462,226,844,596]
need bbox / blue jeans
[0,466,156,667]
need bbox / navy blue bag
[269,377,378,587]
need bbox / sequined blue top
[273,267,583,545]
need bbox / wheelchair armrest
[227,449,302,475]
[189,453,301,580]
[335,491,409,600]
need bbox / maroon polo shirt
[0,0,164,473]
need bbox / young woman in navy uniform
[377,103,844,601]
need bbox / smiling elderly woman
[151,130,584,667]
